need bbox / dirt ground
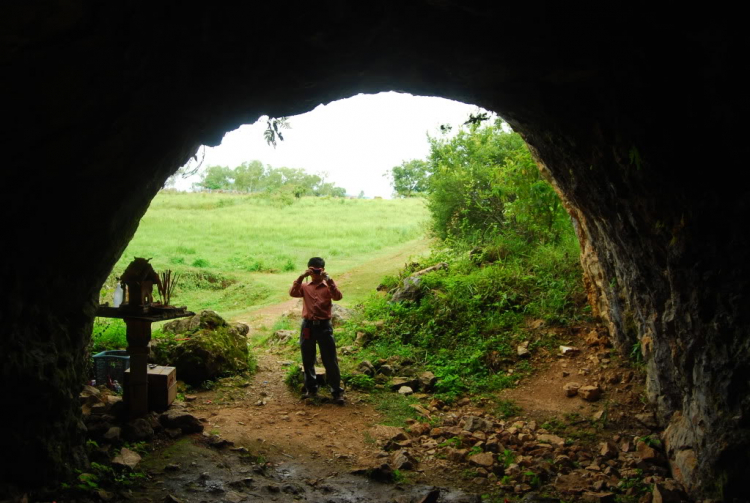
[124,295,657,503]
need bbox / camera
[311,268,323,275]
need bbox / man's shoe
[332,393,345,405]
[302,390,318,399]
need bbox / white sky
[174,92,486,198]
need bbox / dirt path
[127,244,658,502]
[169,242,435,486]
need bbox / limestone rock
[271,330,295,344]
[560,346,580,356]
[123,417,154,441]
[418,371,437,390]
[331,304,354,326]
[463,416,494,433]
[112,447,141,469]
[358,360,376,376]
[379,364,394,376]
[152,310,252,385]
[103,426,121,441]
[537,434,565,447]
[635,440,658,461]
[564,382,581,397]
[579,385,601,401]
[369,424,408,443]
[351,463,394,482]
[159,409,204,434]
[517,341,530,358]
[468,451,495,468]
[446,448,468,463]
[652,480,686,503]
[581,492,616,502]
[355,331,372,347]
[390,377,419,391]
[392,449,418,470]
[398,386,414,395]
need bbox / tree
[233,160,266,192]
[426,119,568,243]
[389,159,430,197]
[196,165,233,190]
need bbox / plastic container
[93,350,130,385]
[113,283,123,308]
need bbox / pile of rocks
[81,385,205,469]
[355,356,438,395]
[356,410,688,502]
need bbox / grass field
[102,192,430,320]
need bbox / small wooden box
[124,365,177,411]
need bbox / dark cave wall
[1,2,748,499]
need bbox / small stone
[636,441,657,461]
[635,413,659,429]
[392,450,418,470]
[517,343,530,358]
[579,385,601,401]
[103,426,121,441]
[224,490,245,503]
[599,441,618,459]
[446,448,468,463]
[378,364,394,376]
[562,371,570,377]
[564,382,581,397]
[164,463,181,471]
[419,371,437,390]
[112,447,141,469]
[159,409,204,434]
[106,395,122,406]
[463,416,494,432]
[651,480,685,503]
[582,492,616,502]
[398,386,414,395]
[358,360,376,376]
[184,395,197,402]
[537,434,565,446]
[560,346,580,356]
[468,451,495,468]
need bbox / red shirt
[289,279,343,320]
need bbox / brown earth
[136,303,665,500]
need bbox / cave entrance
[3,3,747,499]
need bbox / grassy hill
[101,191,430,320]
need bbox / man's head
[308,257,325,278]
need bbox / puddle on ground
[132,437,481,503]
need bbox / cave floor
[114,302,658,503]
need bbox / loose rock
[579,385,601,401]
[112,447,141,469]
[564,382,581,397]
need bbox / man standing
[289,257,345,404]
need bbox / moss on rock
[153,311,252,386]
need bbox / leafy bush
[342,228,585,401]
[425,119,569,244]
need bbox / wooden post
[124,318,152,418]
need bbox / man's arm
[289,270,311,298]
[324,274,343,301]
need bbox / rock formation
[0,2,747,499]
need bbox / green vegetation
[337,118,585,401]
[102,193,428,315]
[389,159,430,197]
[194,160,347,197]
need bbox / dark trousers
[300,319,343,395]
